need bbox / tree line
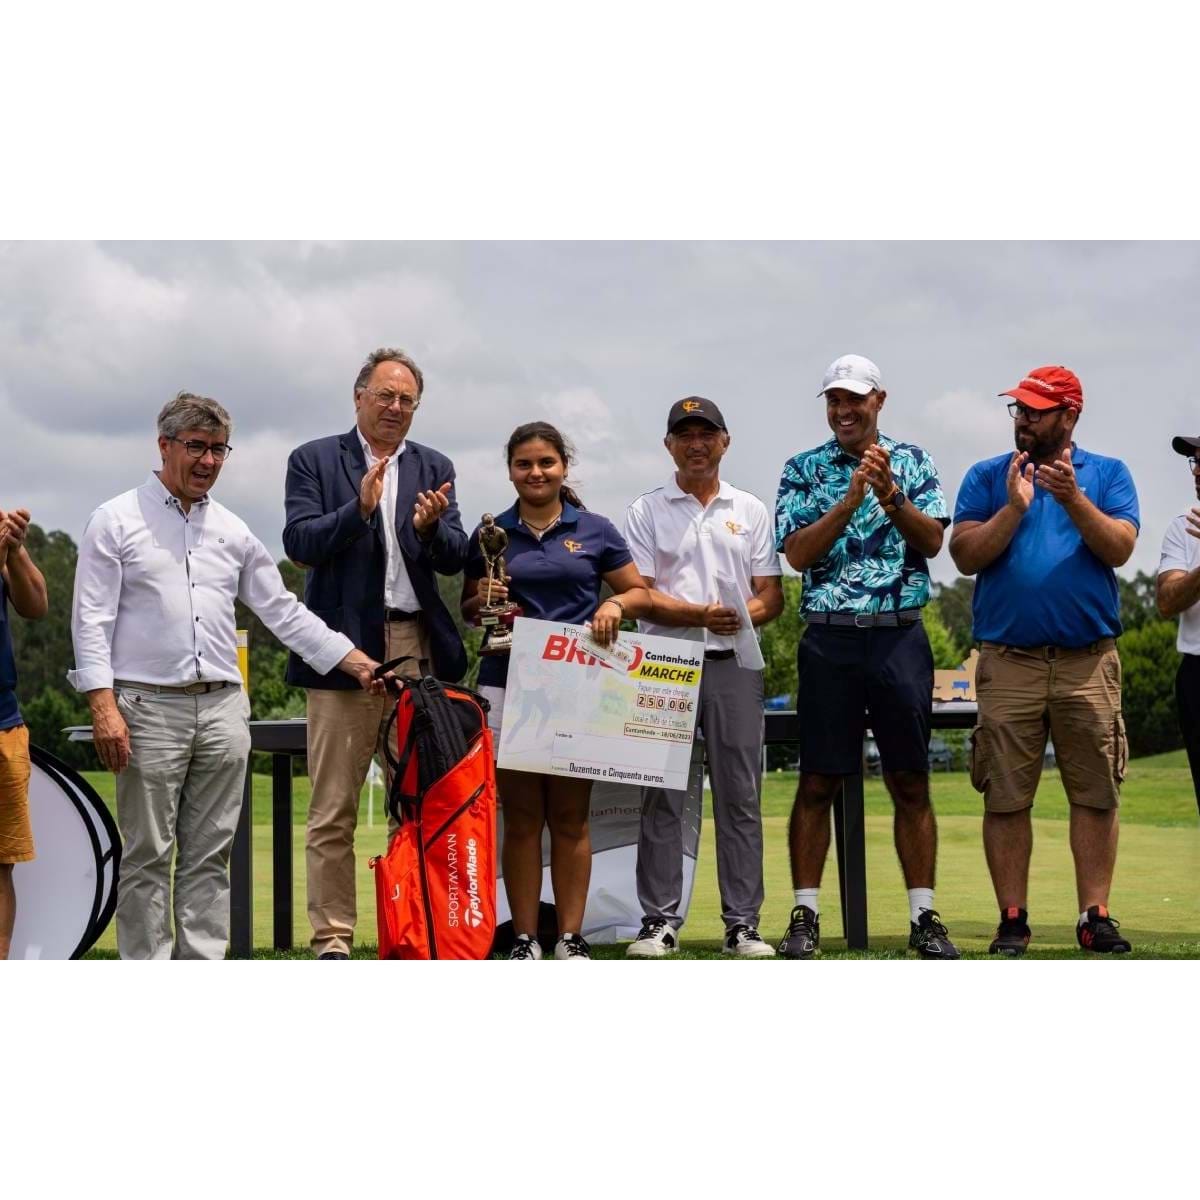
[8,524,1182,769]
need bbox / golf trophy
[474,513,523,655]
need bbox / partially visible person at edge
[70,392,382,960]
[0,506,48,960]
[950,365,1139,955]
[283,348,469,960]
[774,354,958,960]
[461,422,650,962]
[1155,432,1200,816]
[623,397,783,959]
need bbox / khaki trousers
[305,619,428,956]
[113,683,251,960]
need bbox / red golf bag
[369,660,497,959]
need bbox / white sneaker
[722,924,775,957]
[508,934,542,960]
[626,917,679,958]
[554,932,592,960]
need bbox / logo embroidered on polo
[563,539,584,553]
[682,400,701,413]
[725,520,745,535]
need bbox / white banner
[494,743,705,943]
[497,617,703,791]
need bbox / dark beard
[1014,424,1068,463]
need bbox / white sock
[1079,911,1090,926]
[794,888,819,916]
[908,888,935,924]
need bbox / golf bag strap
[373,656,432,694]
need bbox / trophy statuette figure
[474,513,523,654]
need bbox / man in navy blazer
[284,347,469,958]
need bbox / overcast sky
[1,240,1195,585]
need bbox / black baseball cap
[667,396,727,433]
[1172,434,1200,456]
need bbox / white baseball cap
[818,354,883,397]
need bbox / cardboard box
[932,648,978,702]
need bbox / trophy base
[475,603,522,656]
[479,628,515,656]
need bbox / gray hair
[353,347,425,398]
[157,391,233,441]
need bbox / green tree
[1118,570,1158,632]
[924,601,963,669]
[1118,619,1181,756]
[7,524,79,700]
[929,576,974,660]
[761,576,804,703]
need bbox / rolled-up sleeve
[68,508,123,692]
[238,534,354,675]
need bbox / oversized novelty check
[497,617,704,790]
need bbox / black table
[229,702,979,956]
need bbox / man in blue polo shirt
[950,365,1139,956]
[775,353,958,960]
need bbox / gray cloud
[2,240,1196,584]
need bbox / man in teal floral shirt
[773,354,958,960]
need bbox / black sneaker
[989,906,1032,956]
[1076,905,1132,954]
[909,909,960,959]
[778,905,820,960]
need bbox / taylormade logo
[446,832,483,929]
[465,838,483,928]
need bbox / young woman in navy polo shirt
[462,422,650,961]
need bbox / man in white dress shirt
[70,392,381,960]
[623,397,784,957]
[1157,433,1200,815]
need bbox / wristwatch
[882,486,906,514]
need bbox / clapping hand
[359,457,389,520]
[842,464,872,514]
[860,443,895,503]
[1035,446,1080,506]
[1186,507,1200,541]
[1006,452,1035,514]
[414,482,452,535]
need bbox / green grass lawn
[81,751,1200,959]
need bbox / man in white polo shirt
[623,397,784,956]
[1156,433,1200,814]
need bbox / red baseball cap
[1000,365,1084,412]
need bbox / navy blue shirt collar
[495,498,581,532]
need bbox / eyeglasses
[363,388,421,412]
[1006,402,1069,423]
[169,436,232,461]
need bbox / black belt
[385,608,421,623]
[805,610,923,628]
[705,649,736,661]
